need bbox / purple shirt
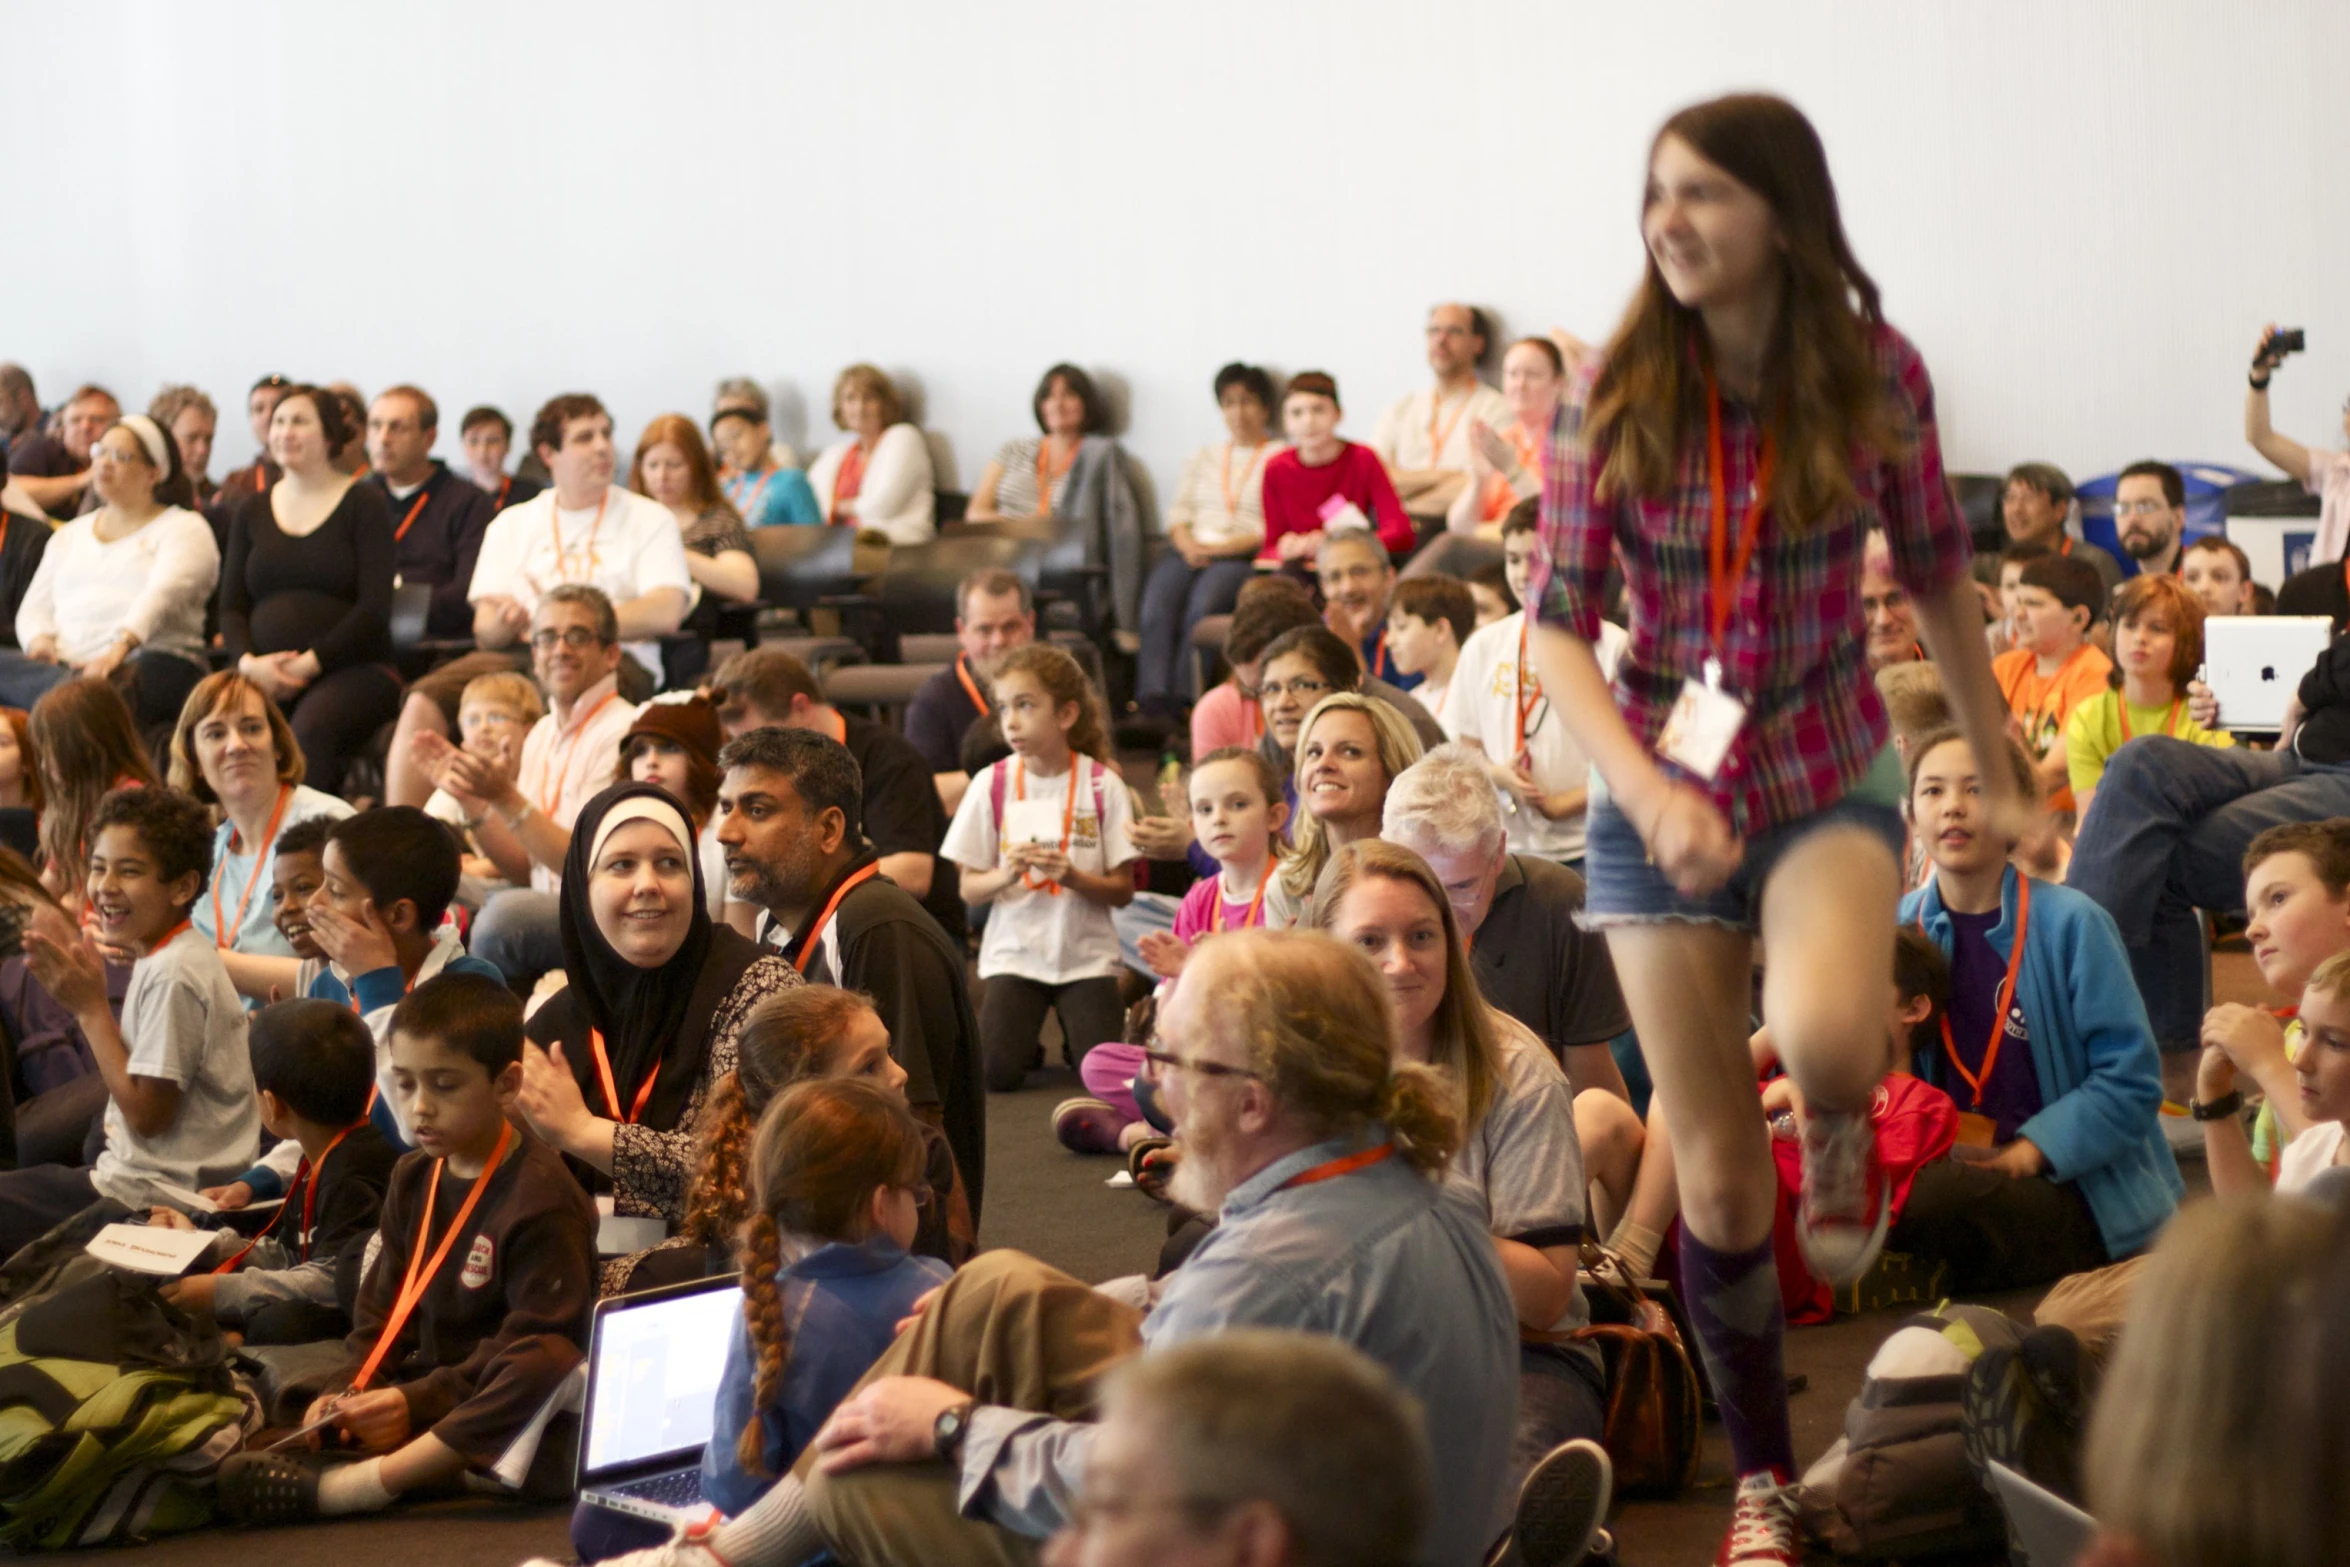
[1944,908,2044,1142]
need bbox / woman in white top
[804,365,937,547]
[1134,363,1283,719]
[1,414,218,728]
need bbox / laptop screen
[582,1281,744,1477]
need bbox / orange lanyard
[831,442,869,526]
[147,919,192,956]
[1245,695,1264,742]
[213,1118,365,1274]
[1703,373,1777,655]
[1034,439,1077,511]
[211,786,291,948]
[1209,860,1274,933]
[588,1029,663,1125]
[1511,614,1542,765]
[1427,391,1470,461]
[2117,697,2182,743]
[954,655,991,715]
[1219,442,1269,518]
[791,862,882,974]
[1277,1141,1394,1192]
[550,490,610,581]
[1938,876,2030,1109]
[1013,757,1084,895]
[394,488,429,542]
[537,691,620,816]
[733,467,774,521]
[492,476,512,511]
[1370,627,1389,679]
[349,1119,513,1393]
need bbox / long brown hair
[2,708,43,816]
[679,986,880,1249]
[30,678,158,896]
[629,413,741,523]
[1584,93,1901,532]
[1308,839,1502,1133]
[991,643,1111,764]
[733,1078,927,1476]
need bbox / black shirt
[905,659,1006,778]
[478,472,543,515]
[0,507,51,648]
[2278,560,2350,634]
[5,432,82,521]
[223,482,397,670]
[373,461,495,638]
[1470,855,1632,1060]
[844,713,964,942]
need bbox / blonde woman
[804,365,935,546]
[1279,690,1422,905]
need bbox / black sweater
[223,482,396,670]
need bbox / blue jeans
[1135,554,1254,706]
[471,889,563,991]
[2066,737,2350,1051]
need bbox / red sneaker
[1795,1104,1891,1287]
[1716,1472,1800,1566]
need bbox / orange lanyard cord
[1938,876,2031,1108]
[349,1119,513,1393]
[1277,1141,1394,1192]
[537,690,621,817]
[1219,442,1268,520]
[1703,374,1776,657]
[394,489,429,543]
[1512,614,1541,766]
[588,1029,663,1126]
[213,1117,366,1274]
[211,786,292,948]
[550,490,610,581]
[954,655,991,715]
[1209,859,1275,933]
[791,862,882,975]
[1013,756,1084,895]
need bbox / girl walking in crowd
[941,644,1137,1093]
[1526,93,2028,1564]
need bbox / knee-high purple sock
[1677,1227,1795,1483]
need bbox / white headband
[588,794,694,869]
[116,414,170,475]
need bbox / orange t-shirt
[1994,643,2114,811]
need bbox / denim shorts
[1582,763,1906,934]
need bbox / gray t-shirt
[1451,1013,1596,1342]
[91,925,260,1209]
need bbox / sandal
[1127,1136,1178,1202]
[216,1449,327,1525]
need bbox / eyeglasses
[1257,677,1333,702]
[530,627,606,651]
[2110,499,2171,518]
[1140,1046,1258,1082]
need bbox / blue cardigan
[1902,867,2182,1259]
[700,1235,952,1517]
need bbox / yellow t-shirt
[2065,689,2235,801]
[2253,1017,2304,1169]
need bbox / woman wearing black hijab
[515,780,799,1219]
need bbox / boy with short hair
[424,671,544,890]
[160,1000,398,1344]
[2191,820,2350,1176]
[1450,502,1627,866]
[2180,534,2257,621]
[269,817,331,965]
[217,971,596,1523]
[1992,553,2112,811]
[1987,538,2055,656]
[1384,574,1478,733]
[0,787,258,1257]
[1256,371,1416,568]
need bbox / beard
[2120,526,2175,562]
[1165,1114,1235,1215]
[728,838,825,918]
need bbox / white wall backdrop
[9,0,2348,507]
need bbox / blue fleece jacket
[1902,866,2183,1259]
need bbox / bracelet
[2250,374,2271,391]
[498,801,531,829]
[2189,1089,2245,1122]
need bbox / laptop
[1985,1459,2098,1567]
[2202,615,2333,732]
[574,1274,744,1524]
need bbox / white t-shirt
[2278,1117,2348,1194]
[514,677,641,893]
[940,754,1138,983]
[466,485,697,683]
[1450,610,1628,862]
[92,926,260,1209]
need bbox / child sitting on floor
[2204,948,2350,1195]
[572,1078,950,1562]
[2065,574,2232,819]
[1,786,259,1258]
[1066,747,1292,1156]
[1383,575,1478,736]
[607,984,972,1297]
[1992,554,2112,813]
[157,1000,398,1345]
[1894,729,2180,1294]
[216,971,596,1523]
[423,671,544,900]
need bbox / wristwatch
[2190,1089,2245,1122]
[933,1397,977,1465]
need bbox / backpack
[1795,1303,2021,1560]
[1559,1253,1703,1499]
[0,1258,252,1548]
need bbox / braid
[681,1073,753,1248]
[734,1212,791,1477]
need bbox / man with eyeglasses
[1452,505,1627,866]
[1372,302,1511,527]
[7,382,118,520]
[607,930,1533,1567]
[2111,460,2188,580]
[415,584,640,987]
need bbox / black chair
[749,525,876,667]
[863,535,1045,644]
[390,582,477,664]
[1951,473,2006,554]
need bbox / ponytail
[1377,1061,1463,1176]
[680,1072,752,1249]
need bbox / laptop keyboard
[608,1469,705,1509]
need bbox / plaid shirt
[1529,322,1970,834]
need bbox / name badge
[1657,660,1747,781]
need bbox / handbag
[1548,1246,1703,1498]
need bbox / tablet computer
[2202,615,2332,732]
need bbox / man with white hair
[1384,742,1631,1099]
